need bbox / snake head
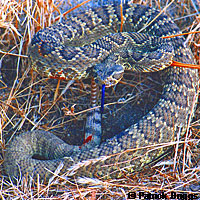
[93,63,124,87]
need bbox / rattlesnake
[4,2,199,180]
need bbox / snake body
[4,3,199,180]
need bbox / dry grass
[0,0,200,199]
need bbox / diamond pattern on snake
[4,2,199,180]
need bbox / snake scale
[4,2,199,180]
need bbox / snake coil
[4,2,199,180]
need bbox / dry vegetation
[0,0,200,199]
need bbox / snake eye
[104,65,124,87]
[113,71,123,81]
[111,65,124,82]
